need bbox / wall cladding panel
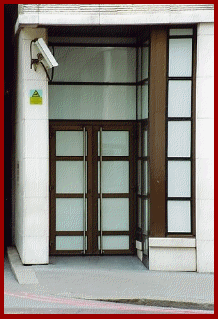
[19,4,214,15]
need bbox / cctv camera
[33,38,58,69]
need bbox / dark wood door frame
[49,120,137,255]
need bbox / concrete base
[149,238,197,271]
[7,247,38,284]
[149,247,196,271]
[137,249,143,261]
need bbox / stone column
[15,27,49,264]
[196,23,214,272]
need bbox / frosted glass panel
[168,161,191,197]
[168,121,191,157]
[56,131,85,156]
[169,29,193,36]
[143,161,148,195]
[169,39,192,77]
[98,131,129,156]
[52,47,136,82]
[137,85,142,120]
[98,198,129,231]
[56,236,87,250]
[168,81,192,117]
[142,46,149,79]
[56,198,86,231]
[49,85,136,120]
[99,161,129,193]
[143,238,149,256]
[142,83,148,119]
[138,160,141,194]
[143,130,148,156]
[138,198,141,228]
[56,161,83,193]
[168,201,191,232]
[143,199,149,235]
[98,236,129,250]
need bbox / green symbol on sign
[30,90,43,105]
[32,90,41,97]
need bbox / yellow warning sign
[30,90,42,105]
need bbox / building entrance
[49,121,137,255]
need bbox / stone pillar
[196,23,214,272]
[15,27,49,264]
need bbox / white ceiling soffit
[16,4,214,33]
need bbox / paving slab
[5,247,214,310]
[7,247,38,285]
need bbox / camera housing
[34,38,58,69]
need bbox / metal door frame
[49,120,137,255]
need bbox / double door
[49,121,136,255]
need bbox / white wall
[16,4,214,33]
[15,28,49,264]
[196,23,214,272]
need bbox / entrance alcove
[47,25,150,266]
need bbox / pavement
[5,246,214,311]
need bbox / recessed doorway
[49,121,137,255]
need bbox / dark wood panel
[149,27,167,237]
[91,126,99,254]
[100,250,134,255]
[56,156,84,161]
[56,231,86,236]
[97,156,129,161]
[97,194,130,198]
[56,194,85,198]
[97,231,130,236]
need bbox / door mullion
[129,125,137,254]
[49,128,56,254]
[83,127,86,254]
[91,126,99,254]
[86,126,92,254]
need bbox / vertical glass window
[167,201,191,233]
[49,85,136,120]
[169,38,192,77]
[167,29,194,234]
[168,81,192,118]
[169,29,193,36]
[142,82,148,119]
[143,161,148,195]
[137,47,142,82]
[168,121,191,157]
[143,130,148,157]
[137,85,142,120]
[138,198,141,228]
[136,40,150,257]
[168,161,191,198]
[52,47,136,83]
[142,46,149,80]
